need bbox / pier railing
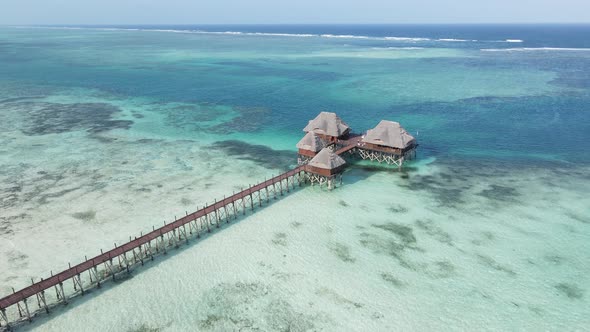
[0,134,391,329]
[0,166,305,329]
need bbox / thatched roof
[303,112,350,137]
[308,148,346,170]
[361,120,415,149]
[296,132,323,152]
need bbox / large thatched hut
[357,120,417,167]
[361,120,416,154]
[303,112,350,143]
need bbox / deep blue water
[2,24,590,164]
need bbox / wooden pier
[0,111,417,330]
[0,166,306,329]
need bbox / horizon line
[3,22,590,27]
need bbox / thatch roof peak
[303,112,350,137]
[296,131,323,152]
[362,120,415,149]
[308,147,346,170]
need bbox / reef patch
[210,140,295,171]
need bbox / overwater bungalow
[303,111,351,143]
[296,131,324,165]
[359,120,417,166]
[304,147,346,189]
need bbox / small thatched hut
[361,120,416,154]
[296,131,323,158]
[305,147,346,177]
[303,112,350,142]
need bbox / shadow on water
[210,140,297,171]
[341,160,420,186]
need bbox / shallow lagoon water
[0,25,589,331]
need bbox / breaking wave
[437,38,475,42]
[481,47,590,52]
[371,47,425,50]
[18,26,527,44]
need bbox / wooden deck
[0,133,376,329]
[336,134,362,154]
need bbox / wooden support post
[223,202,230,224]
[249,186,254,211]
[132,247,138,265]
[71,270,77,292]
[258,189,262,207]
[105,259,116,281]
[272,181,277,199]
[286,177,290,192]
[23,298,31,322]
[241,196,246,215]
[205,215,211,233]
[232,200,237,220]
[30,278,40,307]
[38,289,49,313]
[138,245,145,265]
[14,290,22,319]
[195,218,202,237]
[75,273,84,295]
[148,240,154,259]
[214,200,220,228]
[166,231,173,247]
[93,266,101,287]
[59,282,67,304]
[171,230,179,248]
[123,252,130,273]
[279,178,284,196]
[0,308,8,328]
[265,185,270,203]
[182,224,189,244]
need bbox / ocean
[0,24,588,331]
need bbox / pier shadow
[342,162,420,186]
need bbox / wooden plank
[0,165,306,311]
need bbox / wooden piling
[0,165,307,326]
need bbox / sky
[1,0,589,25]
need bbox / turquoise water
[0,25,589,331]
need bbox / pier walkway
[0,134,366,329]
[0,166,307,328]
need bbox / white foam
[320,34,370,39]
[371,47,425,50]
[384,36,431,42]
[15,26,533,46]
[437,38,474,42]
[481,47,590,52]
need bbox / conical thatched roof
[296,132,323,152]
[303,112,350,137]
[362,120,415,149]
[308,148,346,170]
